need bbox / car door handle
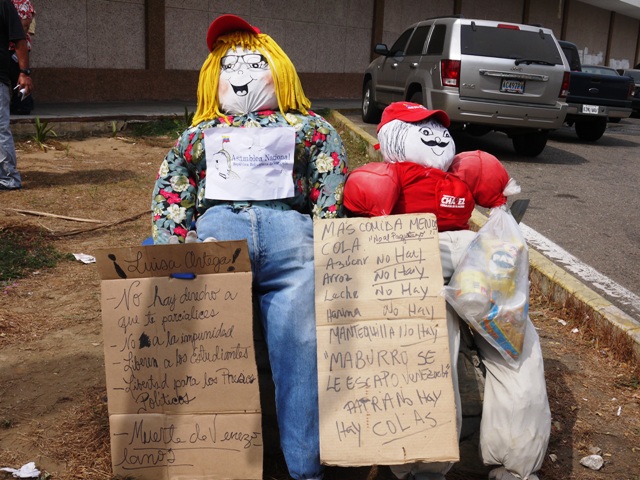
[391,63,398,69]
[410,63,419,69]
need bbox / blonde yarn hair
[192,31,311,126]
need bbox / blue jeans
[196,204,322,480]
[0,83,21,189]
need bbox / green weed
[32,117,57,150]
[126,106,194,139]
[0,227,70,287]
[128,118,183,138]
[183,106,195,127]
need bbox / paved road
[341,110,640,322]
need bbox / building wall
[528,0,564,37]
[461,0,524,23]
[32,0,146,69]
[163,0,375,74]
[25,0,640,104]
[381,0,452,46]
[565,0,612,65]
[608,14,639,69]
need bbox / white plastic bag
[443,206,529,367]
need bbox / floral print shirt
[9,0,34,50]
[151,110,349,243]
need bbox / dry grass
[30,387,113,480]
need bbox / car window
[623,70,640,81]
[426,24,446,55]
[560,45,582,71]
[406,25,431,56]
[388,28,414,56]
[583,66,618,75]
[461,24,564,65]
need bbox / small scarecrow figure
[344,102,550,480]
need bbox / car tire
[512,131,549,157]
[362,80,382,123]
[575,119,607,141]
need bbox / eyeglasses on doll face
[221,53,269,71]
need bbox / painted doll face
[218,46,278,115]
[378,118,456,171]
[403,119,456,171]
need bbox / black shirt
[0,0,26,87]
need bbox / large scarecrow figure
[151,14,348,480]
[344,102,550,480]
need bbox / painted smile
[232,82,250,96]
[421,138,450,155]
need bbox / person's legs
[196,205,322,480]
[0,83,21,190]
[253,208,321,479]
[439,230,477,283]
[440,229,549,478]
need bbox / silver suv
[362,16,570,156]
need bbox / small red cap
[206,14,261,51]
[377,102,450,132]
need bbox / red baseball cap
[206,14,261,51]
[377,102,450,132]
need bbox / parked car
[580,65,627,122]
[558,40,633,139]
[361,16,570,157]
[616,68,640,117]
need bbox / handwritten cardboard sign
[96,242,262,480]
[314,214,459,466]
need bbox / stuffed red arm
[449,150,519,208]
[343,162,401,217]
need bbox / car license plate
[582,104,599,114]
[500,78,525,94]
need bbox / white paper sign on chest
[204,126,295,201]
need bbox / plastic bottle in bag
[487,239,522,302]
[455,268,492,319]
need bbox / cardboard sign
[96,242,262,480]
[314,214,459,466]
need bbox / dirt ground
[0,130,639,480]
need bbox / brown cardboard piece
[96,242,262,480]
[314,214,459,466]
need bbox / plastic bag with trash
[443,205,529,368]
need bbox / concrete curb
[328,110,640,364]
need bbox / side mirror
[374,44,390,56]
